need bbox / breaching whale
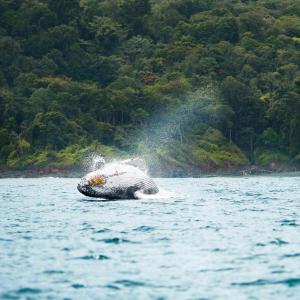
[77,158,159,200]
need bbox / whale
[77,158,159,200]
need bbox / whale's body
[77,160,159,200]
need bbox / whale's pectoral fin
[126,185,141,199]
[141,186,159,194]
[103,185,140,200]
[138,180,159,195]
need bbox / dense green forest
[0,0,299,174]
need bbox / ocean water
[1,176,300,299]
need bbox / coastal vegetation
[0,0,299,174]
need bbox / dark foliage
[0,0,299,169]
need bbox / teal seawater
[1,176,300,299]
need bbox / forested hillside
[0,0,299,174]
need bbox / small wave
[112,280,145,287]
[94,228,111,233]
[106,284,121,290]
[71,283,85,289]
[155,237,171,242]
[232,279,271,286]
[232,278,300,287]
[214,267,236,272]
[271,270,285,274]
[17,288,42,294]
[281,253,300,259]
[211,248,226,252]
[98,237,138,244]
[133,226,155,232]
[0,238,13,242]
[239,254,266,261]
[280,219,299,227]
[280,278,300,287]
[2,288,43,299]
[62,247,71,252]
[77,254,110,260]
[270,238,289,246]
[43,270,65,275]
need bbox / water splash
[143,88,218,147]
[135,88,220,172]
[79,154,174,199]
[81,152,106,172]
[135,188,175,200]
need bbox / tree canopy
[0,0,299,173]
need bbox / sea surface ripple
[1,175,300,299]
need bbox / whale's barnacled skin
[77,162,159,199]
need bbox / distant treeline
[0,0,299,172]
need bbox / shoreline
[1,165,299,178]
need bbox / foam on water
[135,188,175,200]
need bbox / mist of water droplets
[81,152,106,172]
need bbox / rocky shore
[1,162,299,178]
